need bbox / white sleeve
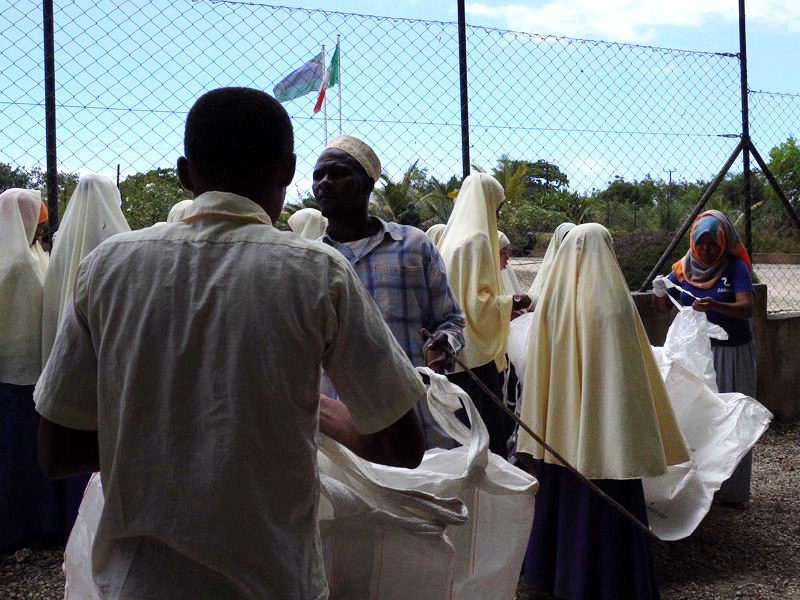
[34,260,99,431]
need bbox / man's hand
[424,330,452,373]
[319,395,424,468]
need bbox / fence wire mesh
[0,0,798,311]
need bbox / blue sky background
[0,0,797,202]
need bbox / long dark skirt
[713,341,757,505]
[447,361,512,459]
[523,461,659,600]
[0,382,89,548]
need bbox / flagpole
[337,35,342,136]
[321,44,328,147]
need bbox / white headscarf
[166,199,195,223]
[438,173,512,371]
[498,231,522,296]
[527,222,575,305]
[287,207,328,240]
[516,223,689,479]
[41,173,130,365]
[425,223,446,246]
[0,189,45,384]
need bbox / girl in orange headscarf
[653,209,755,505]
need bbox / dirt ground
[2,421,798,599]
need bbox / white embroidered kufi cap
[326,135,381,182]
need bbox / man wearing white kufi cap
[314,135,466,449]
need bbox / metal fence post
[739,0,752,255]
[457,0,470,180]
[43,0,58,231]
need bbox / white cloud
[466,0,800,43]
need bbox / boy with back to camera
[34,87,425,599]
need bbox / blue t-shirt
[668,258,754,346]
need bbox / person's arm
[34,261,101,479]
[653,274,677,313]
[693,291,753,318]
[38,418,99,479]
[322,258,425,468]
[421,240,465,373]
[319,395,422,468]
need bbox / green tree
[767,136,800,209]
[120,168,191,230]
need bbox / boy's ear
[278,153,297,188]
[176,157,194,193]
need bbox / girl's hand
[692,297,716,312]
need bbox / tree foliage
[120,168,191,230]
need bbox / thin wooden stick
[421,329,660,542]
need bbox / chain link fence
[1,0,798,310]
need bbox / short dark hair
[184,87,294,187]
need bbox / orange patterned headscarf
[38,200,49,224]
[672,210,752,289]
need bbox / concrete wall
[632,284,799,421]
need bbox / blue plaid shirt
[322,219,466,448]
[322,218,465,366]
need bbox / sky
[273,0,800,93]
[1,0,798,202]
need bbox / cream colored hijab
[288,207,328,240]
[517,223,689,479]
[498,231,522,295]
[41,174,130,365]
[438,173,512,371]
[425,223,446,246]
[166,199,194,223]
[0,189,45,384]
[527,222,575,304]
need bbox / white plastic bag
[507,312,534,385]
[64,473,103,600]
[661,280,728,391]
[643,364,772,540]
[383,369,538,600]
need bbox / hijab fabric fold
[0,189,46,384]
[425,223,446,246]
[517,223,689,479]
[498,231,522,295]
[527,222,575,304]
[41,174,130,365]
[437,173,512,371]
[672,210,752,290]
[287,207,328,240]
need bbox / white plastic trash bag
[507,312,534,385]
[661,279,728,391]
[643,290,772,540]
[317,455,467,600]
[392,369,538,600]
[64,472,103,600]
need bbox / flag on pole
[273,53,324,102]
[313,42,340,114]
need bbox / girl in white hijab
[518,223,689,600]
[0,188,88,547]
[41,173,130,365]
[437,174,531,457]
[527,222,575,309]
[498,231,523,296]
[287,207,328,240]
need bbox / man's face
[312,149,371,222]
